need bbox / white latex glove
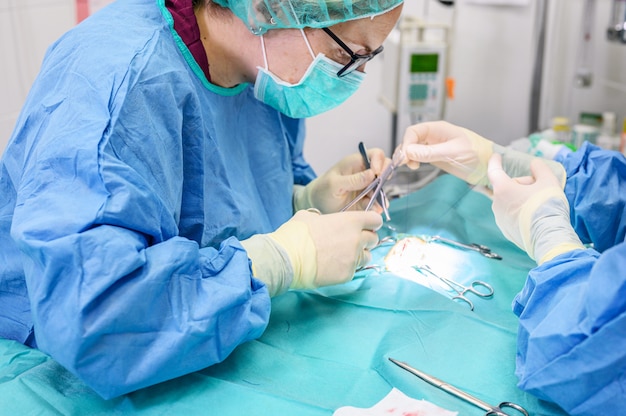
[293,149,390,214]
[487,153,584,264]
[401,121,493,186]
[401,121,566,188]
[240,209,382,296]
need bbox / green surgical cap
[213,0,404,35]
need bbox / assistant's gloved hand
[293,149,389,214]
[240,209,382,296]
[487,153,585,264]
[401,121,566,188]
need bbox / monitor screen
[410,53,439,73]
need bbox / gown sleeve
[9,42,271,400]
[511,143,626,414]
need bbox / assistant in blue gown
[0,0,315,399]
[512,142,626,415]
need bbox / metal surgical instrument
[358,141,390,220]
[389,358,529,416]
[341,146,405,220]
[414,264,494,311]
[427,235,503,260]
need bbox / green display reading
[410,53,439,73]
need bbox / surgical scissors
[414,264,494,311]
[389,358,529,416]
[341,146,405,220]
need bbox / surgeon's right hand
[401,121,566,188]
[401,121,494,186]
[240,210,382,296]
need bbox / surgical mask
[254,30,365,118]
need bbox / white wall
[540,0,626,130]
[443,0,537,143]
[0,0,75,155]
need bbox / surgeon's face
[318,5,404,75]
[261,4,403,84]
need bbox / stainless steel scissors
[389,358,529,416]
[426,235,503,260]
[414,264,494,311]
[341,146,405,220]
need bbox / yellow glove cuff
[518,188,584,263]
[493,145,567,190]
[518,187,566,258]
[538,243,586,265]
[268,219,318,290]
[463,128,494,186]
[240,234,293,297]
[293,185,307,212]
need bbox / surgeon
[0,0,404,399]
[401,120,626,415]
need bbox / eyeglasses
[322,27,384,77]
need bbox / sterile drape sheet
[0,175,567,415]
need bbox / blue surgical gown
[0,0,315,399]
[513,142,626,415]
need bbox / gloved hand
[293,149,389,214]
[487,153,585,264]
[401,121,566,188]
[240,209,382,296]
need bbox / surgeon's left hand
[293,149,390,214]
[487,153,585,264]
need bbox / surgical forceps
[389,358,529,416]
[341,146,405,221]
[414,264,494,311]
[358,141,390,219]
[427,235,502,260]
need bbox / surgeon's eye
[332,48,352,65]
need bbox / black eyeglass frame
[322,27,384,77]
